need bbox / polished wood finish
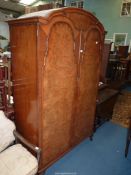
[97,88,118,118]
[100,43,112,83]
[8,8,105,172]
[107,58,131,90]
[117,45,129,59]
[95,86,119,130]
[96,42,119,130]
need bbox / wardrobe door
[42,22,77,166]
[73,28,102,143]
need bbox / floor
[111,89,131,128]
[45,122,131,175]
[124,85,131,92]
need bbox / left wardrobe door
[41,22,77,167]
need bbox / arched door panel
[73,28,102,144]
[42,22,77,166]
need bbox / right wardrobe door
[73,27,103,144]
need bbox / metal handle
[80,49,83,53]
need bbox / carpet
[111,90,131,128]
[44,122,131,175]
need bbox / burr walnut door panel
[42,22,77,166]
[73,27,102,144]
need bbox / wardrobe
[8,8,105,173]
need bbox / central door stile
[69,29,80,148]
[77,30,85,96]
[70,29,86,147]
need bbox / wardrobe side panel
[10,24,38,144]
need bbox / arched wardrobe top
[9,7,105,32]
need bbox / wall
[66,0,131,45]
[0,21,9,49]
[0,11,13,49]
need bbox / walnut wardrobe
[8,8,105,173]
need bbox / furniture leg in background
[125,118,131,157]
